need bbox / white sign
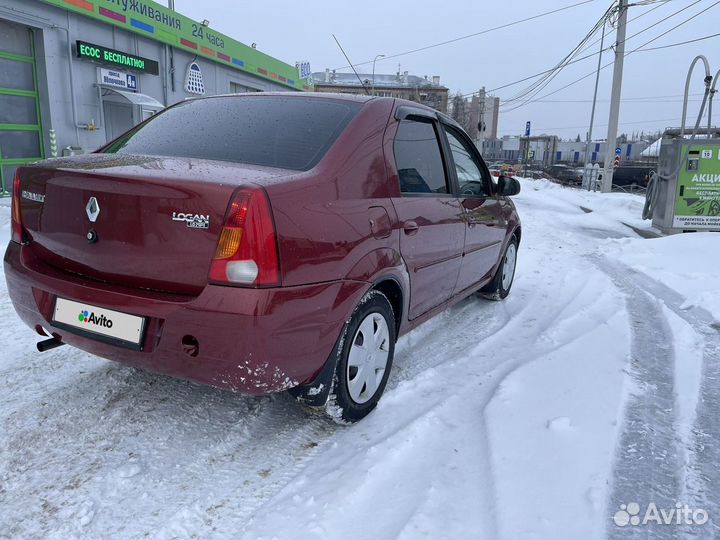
[298,61,312,80]
[701,149,713,159]
[98,68,137,90]
[185,61,205,95]
[53,297,145,345]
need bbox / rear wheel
[325,290,396,424]
[479,235,518,301]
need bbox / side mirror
[498,175,521,197]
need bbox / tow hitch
[37,337,65,352]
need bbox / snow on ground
[1,180,718,539]
[607,233,720,320]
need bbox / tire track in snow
[0,354,337,539]
[595,257,712,539]
[602,262,720,539]
[241,254,625,538]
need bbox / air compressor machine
[644,54,720,234]
[651,135,720,234]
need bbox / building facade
[313,69,448,113]
[0,0,306,194]
[452,93,500,143]
[481,136,651,165]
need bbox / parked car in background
[573,168,585,184]
[612,165,652,188]
[6,93,522,423]
[546,164,582,186]
[523,168,552,180]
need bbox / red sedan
[5,93,521,423]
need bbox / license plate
[53,297,145,346]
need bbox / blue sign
[525,121,531,137]
[615,146,622,156]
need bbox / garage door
[0,19,44,195]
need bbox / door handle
[403,220,419,235]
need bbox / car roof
[188,92,447,115]
[181,92,459,128]
[191,91,378,104]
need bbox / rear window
[103,96,361,171]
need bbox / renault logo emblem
[86,197,100,222]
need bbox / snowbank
[606,233,720,320]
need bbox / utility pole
[583,21,606,170]
[601,0,628,193]
[477,86,486,154]
[371,54,385,96]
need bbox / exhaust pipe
[37,337,65,352]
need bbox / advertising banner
[40,0,306,90]
[673,145,720,229]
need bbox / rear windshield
[102,96,361,171]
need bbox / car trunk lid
[17,154,294,295]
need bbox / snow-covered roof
[640,138,661,157]
[313,71,447,89]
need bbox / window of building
[229,82,261,93]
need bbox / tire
[478,235,518,301]
[324,290,396,424]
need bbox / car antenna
[331,34,370,96]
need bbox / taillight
[11,169,25,244]
[208,188,281,287]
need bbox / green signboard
[40,0,307,90]
[674,144,720,229]
[77,40,159,74]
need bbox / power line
[575,0,672,56]
[513,0,669,102]
[502,116,685,133]
[500,4,613,106]
[632,30,720,51]
[531,98,704,103]
[499,0,720,113]
[630,0,720,50]
[331,0,595,71]
[464,0,702,103]
[461,0,677,99]
[503,93,704,103]
[499,0,706,110]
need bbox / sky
[175,0,720,140]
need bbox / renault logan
[5,93,521,423]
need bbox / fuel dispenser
[643,55,720,234]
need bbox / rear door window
[393,119,450,195]
[103,96,361,171]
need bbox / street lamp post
[371,54,385,96]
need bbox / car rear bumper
[4,242,366,395]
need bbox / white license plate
[53,297,145,346]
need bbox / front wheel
[479,235,518,301]
[325,290,396,424]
